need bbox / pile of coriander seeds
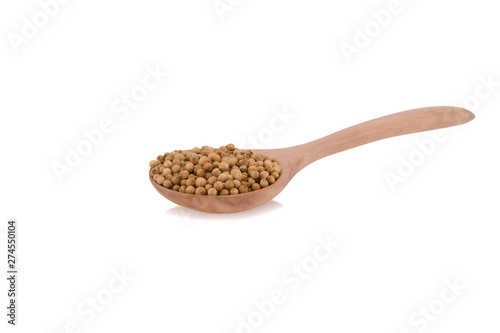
[149,144,282,196]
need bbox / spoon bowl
[150,147,294,213]
[150,106,475,213]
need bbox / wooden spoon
[151,106,474,214]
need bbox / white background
[1,0,499,332]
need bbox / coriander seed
[150,144,283,196]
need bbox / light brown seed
[208,152,221,162]
[186,177,195,187]
[218,173,228,182]
[190,156,199,164]
[195,177,207,188]
[196,168,205,177]
[184,162,194,172]
[151,144,283,196]
[238,185,249,193]
[171,175,181,185]
[207,176,217,185]
[225,180,234,190]
[219,162,229,171]
[249,171,260,180]
[195,187,206,195]
[214,181,224,191]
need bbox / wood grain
[151,106,474,213]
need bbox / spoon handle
[296,106,474,169]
